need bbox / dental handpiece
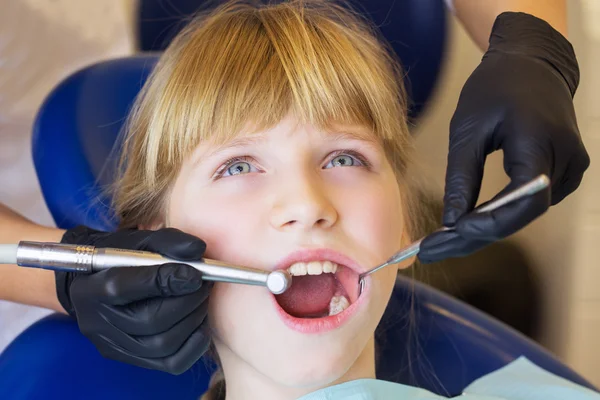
[0,241,291,295]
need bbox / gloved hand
[55,226,211,375]
[419,12,589,263]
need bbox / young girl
[115,1,416,397]
[0,0,592,398]
[97,1,600,399]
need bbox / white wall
[0,0,135,351]
[412,0,599,386]
[563,0,600,387]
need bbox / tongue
[275,275,336,317]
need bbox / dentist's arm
[0,202,211,374]
[0,203,66,312]
[419,1,589,263]
[453,0,568,50]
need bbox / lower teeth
[328,295,350,316]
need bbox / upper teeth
[287,261,338,276]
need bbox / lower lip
[271,278,368,334]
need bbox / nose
[269,173,338,232]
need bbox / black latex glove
[55,226,211,375]
[418,12,589,263]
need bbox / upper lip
[273,248,364,274]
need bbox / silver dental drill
[0,242,291,295]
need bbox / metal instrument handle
[16,242,291,294]
[358,174,550,283]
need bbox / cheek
[360,195,402,239]
[168,183,264,260]
[208,283,250,339]
[337,175,404,306]
[338,177,404,261]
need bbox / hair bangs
[142,1,406,180]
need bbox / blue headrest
[32,56,158,231]
[0,276,594,399]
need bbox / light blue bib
[297,357,599,400]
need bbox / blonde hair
[114,0,417,234]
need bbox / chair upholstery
[32,56,158,231]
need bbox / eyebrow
[193,135,266,164]
[194,127,378,165]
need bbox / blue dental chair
[0,1,596,399]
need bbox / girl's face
[167,113,409,395]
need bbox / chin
[262,332,372,390]
[273,351,360,389]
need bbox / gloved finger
[75,263,204,305]
[455,185,550,241]
[417,230,460,263]
[552,151,589,205]
[444,129,552,241]
[418,174,551,263]
[88,228,206,261]
[94,322,212,375]
[90,301,209,359]
[102,285,211,336]
[499,121,553,192]
[71,229,159,250]
[139,228,207,261]
[417,230,491,264]
[157,322,212,375]
[442,124,487,227]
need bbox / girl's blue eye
[224,161,254,177]
[215,151,369,179]
[325,154,362,169]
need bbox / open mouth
[275,261,359,318]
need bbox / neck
[219,337,376,400]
